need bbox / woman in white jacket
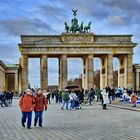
[101,88,109,109]
[69,90,77,110]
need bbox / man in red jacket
[19,89,35,129]
[34,88,47,127]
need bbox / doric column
[136,72,140,91]
[59,55,67,90]
[127,54,133,89]
[15,71,18,92]
[118,55,127,88]
[40,55,48,90]
[83,54,94,90]
[21,55,28,91]
[82,57,86,90]
[100,55,107,89]
[100,54,113,89]
[107,54,113,87]
[58,58,61,90]
[18,58,22,92]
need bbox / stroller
[81,95,89,106]
[74,98,82,109]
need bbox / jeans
[88,96,93,105]
[34,111,43,127]
[61,100,68,109]
[109,96,112,104]
[22,112,32,128]
[71,100,75,109]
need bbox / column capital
[22,54,28,58]
[40,54,47,57]
[60,54,67,58]
[87,54,94,59]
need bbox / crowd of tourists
[17,86,139,129]
[58,87,139,110]
[0,91,14,107]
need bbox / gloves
[45,107,47,111]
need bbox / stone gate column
[136,72,140,91]
[127,54,133,89]
[118,55,127,88]
[40,55,48,90]
[21,55,28,91]
[84,54,94,90]
[59,55,67,90]
[100,54,113,89]
[100,55,107,89]
[82,56,86,90]
[15,71,18,92]
[107,54,113,87]
[58,58,61,90]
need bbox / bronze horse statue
[79,21,84,33]
[84,21,91,33]
[64,22,69,33]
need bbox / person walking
[69,90,77,110]
[19,89,35,129]
[131,91,137,107]
[34,88,47,127]
[101,88,109,109]
[88,88,95,105]
[61,89,69,110]
[46,90,51,104]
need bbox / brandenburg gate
[18,10,137,91]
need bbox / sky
[0,0,140,87]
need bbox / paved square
[0,99,140,140]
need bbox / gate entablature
[19,33,136,57]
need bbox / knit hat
[25,89,32,93]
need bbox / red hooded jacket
[34,94,47,111]
[19,94,36,112]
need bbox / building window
[102,59,104,66]
[121,59,123,66]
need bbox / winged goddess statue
[72,9,78,17]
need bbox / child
[131,91,137,107]
[19,89,35,129]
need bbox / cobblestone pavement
[0,99,140,140]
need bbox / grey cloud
[0,17,55,36]
[38,4,67,22]
[0,45,20,64]
[101,0,140,24]
[108,16,126,26]
[61,0,140,26]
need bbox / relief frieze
[61,34,94,43]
